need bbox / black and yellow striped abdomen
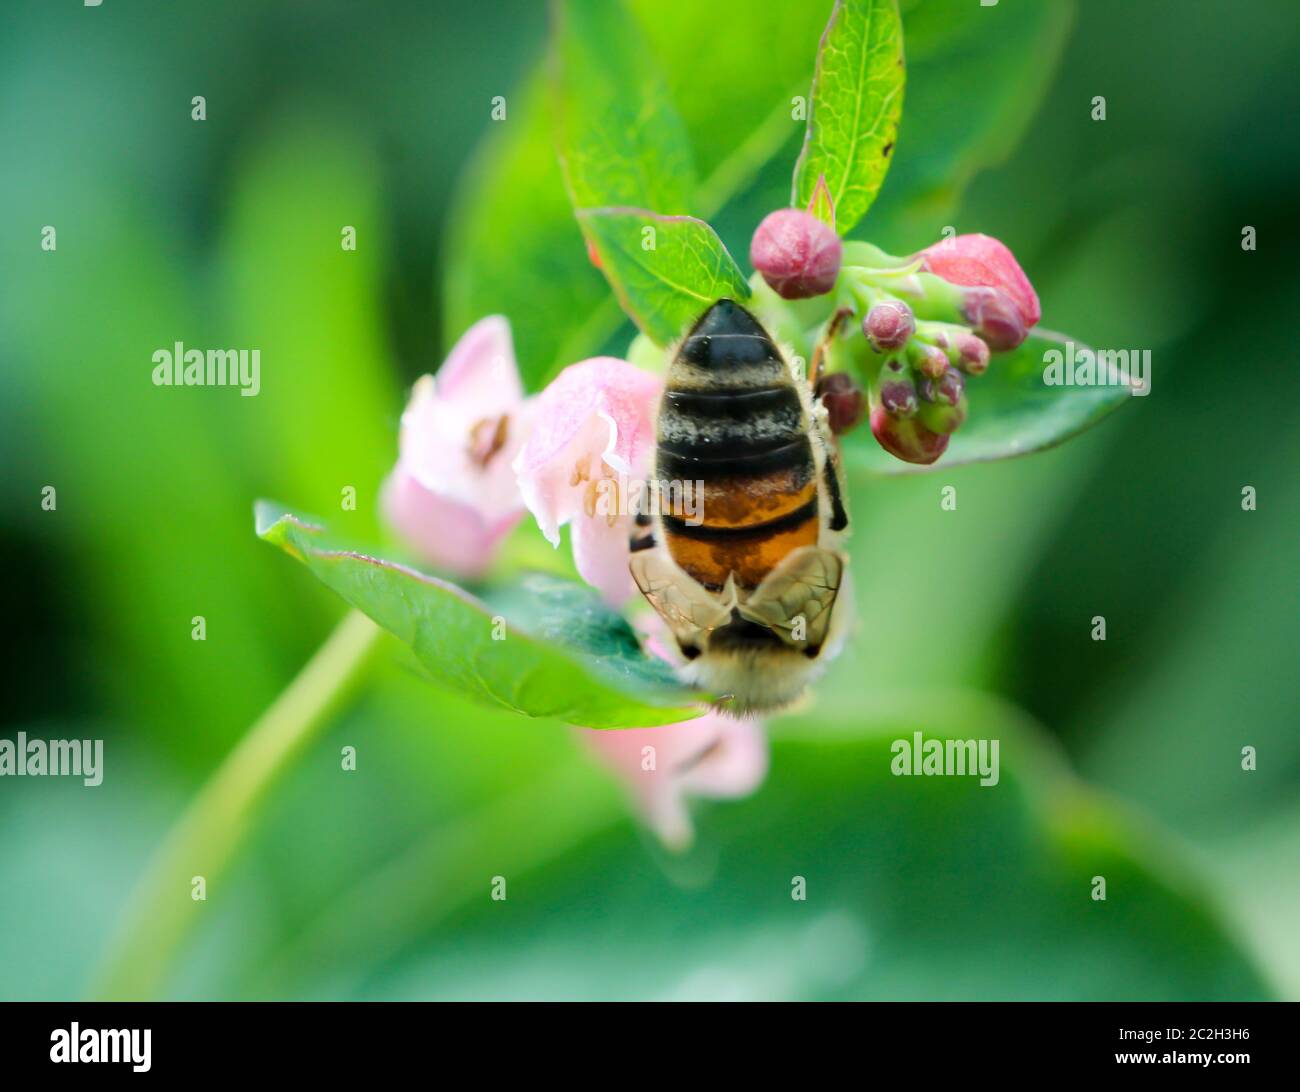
[656,299,819,591]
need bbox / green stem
[91,608,383,1000]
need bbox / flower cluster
[751,209,1040,465]
[382,316,654,606]
[381,211,1039,843]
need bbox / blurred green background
[2,0,1297,1000]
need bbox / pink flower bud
[863,299,915,350]
[876,358,917,418]
[955,333,990,375]
[815,371,866,434]
[961,286,1028,351]
[911,341,949,380]
[870,405,949,465]
[916,233,1040,348]
[919,366,964,407]
[750,208,842,299]
[917,367,966,435]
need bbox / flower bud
[815,371,866,435]
[918,393,968,435]
[916,232,1041,334]
[750,208,843,299]
[954,332,990,375]
[909,341,949,380]
[877,358,918,418]
[863,299,915,351]
[961,286,1028,351]
[919,365,965,407]
[870,406,949,465]
[918,370,968,435]
[917,367,966,435]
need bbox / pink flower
[577,616,768,850]
[916,233,1041,349]
[381,316,529,579]
[579,713,769,850]
[513,358,661,605]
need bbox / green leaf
[551,0,695,213]
[578,207,751,345]
[255,502,704,729]
[842,330,1133,475]
[792,0,905,236]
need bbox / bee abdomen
[657,385,803,455]
[656,417,819,591]
[657,299,822,590]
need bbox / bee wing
[630,551,734,646]
[736,546,843,652]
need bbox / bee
[630,298,851,715]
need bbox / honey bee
[630,298,851,714]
